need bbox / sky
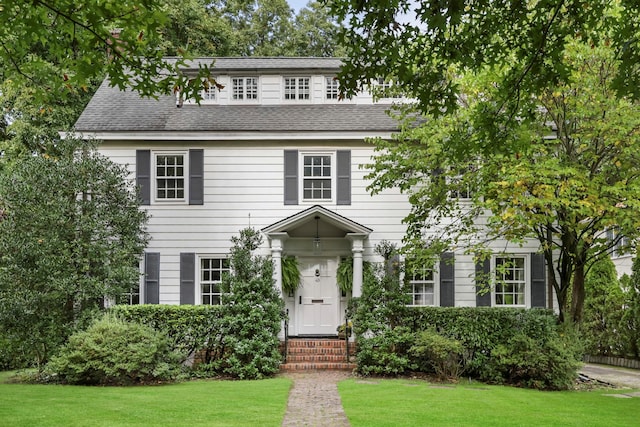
[288,0,309,13]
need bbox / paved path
[281,371,351,427]
[580,363,640,389]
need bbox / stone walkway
[281,371,351,427]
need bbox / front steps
[280,338,356,372]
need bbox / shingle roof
[174,57,345,72]
[75,79,401,133]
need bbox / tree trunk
[571,263,586,323]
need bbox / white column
[347,234,367,298]
[268,233,288,298]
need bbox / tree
[215,228,285,379]
[582,257,625,356]
[0,78,97,171]
[222,0,295,56]
[1,1,211,104]
[331,0,640,117]
[366,40,640,323]
[621,254,640,359]
[290,1,345,57]
[0,138,149,367]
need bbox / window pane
[201,257,230,306]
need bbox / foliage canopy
[366,39,640,323]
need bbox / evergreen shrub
[110,304,223,364]
[47,314,183,385]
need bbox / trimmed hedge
[406,307,558,378]
[355,307,582,390]
[110,305,224,364]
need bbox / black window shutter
[475,258,491,307]
[136,150,151,205]
[144,252,160,304]
[336,150,351,205]
[189,149,204,205]
[531,253,547,308]
[284,150,298,205]
[180,253,196,305]
[439,252,455,307]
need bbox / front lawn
[339,378,640,427]
[0,372,291,426]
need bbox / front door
[296,257,339,336]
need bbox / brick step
[280,338,357,372]
[286,339,352,349]
[286,354,352,363]
[280,362,357,372]
[286,346,354,355]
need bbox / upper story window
[155,153,186,201]
[232,77,258,101]
[326,77,339,100]
[302,154,333,201]
[371,77,403,100]
[407,265,436,306]
[284,77,310,100]
[201,257,230,305]
[494,256,526,307]
[203,84,217,102]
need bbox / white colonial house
[74,57,550,337]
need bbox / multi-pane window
[156,154,185,200]
[407,266,435,306]
[232,77,258,101]
[284,77,310,100]
[303,155,332,200]
[326,77,339,100]
[202,84,216,101]
[494,257,526,306]
[372,77,402,99]
[201,258,230,305]
[117,285,140,305]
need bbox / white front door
[296,257,339,336]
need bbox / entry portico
[263,205,371,336]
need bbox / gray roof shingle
[75,78,400,133]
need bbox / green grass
[339,378,640,427]
[0,372,291,426]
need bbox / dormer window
[232,77,258,101]
[326,77,339,100]
[284,77,310,100]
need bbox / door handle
[299,296,301,304]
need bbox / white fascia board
[64,131,393,141]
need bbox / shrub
[489,326,583,390]
[355,326,416,375]
[582,257,625,356]
[410,329,466,380]
[213,228,285,379]
[47,314,183,385]
[110,304,224,364]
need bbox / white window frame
[371,77,403,101]
[492,254,530,308]
[153,151,188,204]
[300,152,335,203]
[406,264,439,307]
[231,76,259,102]
[284,76,311,101]
[325,76,339,101]
[198,256,230,306]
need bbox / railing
[283,308,289,363]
